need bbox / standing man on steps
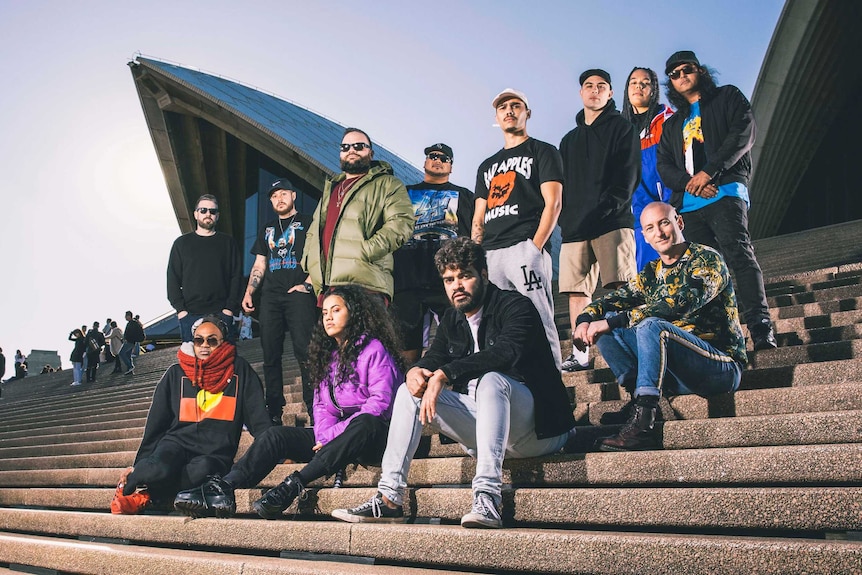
[167,194,243,342]
[573,202,747,451]
[472,88,564,369]
[657,50,776,351]
[243,177,317,426]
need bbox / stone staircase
[1,260,861,574]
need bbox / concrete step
[3,484,860,535]
[0,531,475,575]
[0,509,858,575]
[2,443,859,487]
[0,417,149,442]
[767,282,862,308]
[765,272,862,296]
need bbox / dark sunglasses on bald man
[196,207,220,215]
[193,335,222,347]
[340,142,372,152]
[427,153,452,163]
[668,64,698,80]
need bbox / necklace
[277,213,297,238]
[335,177,362,208]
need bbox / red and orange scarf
[177,341,236,394]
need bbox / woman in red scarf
[111,316,271,514]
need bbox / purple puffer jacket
[313,338,401,446]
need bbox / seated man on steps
[332,237,575,529]
[573,202,747,451]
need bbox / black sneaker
[561,353,590,372]
[460,491,502,529]
[174,475,236,518]
[331,492,405,523]
[752,326,777,350]
[252,472,303,520]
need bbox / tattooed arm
[242,254,267,313]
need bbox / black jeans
[681,197,770,330]
[259,291,317,418]
[125,441,231,501]
[224,413,389,487]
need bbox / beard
[341,156,372,174]
[197,218,216,231]
[451,280,485,315]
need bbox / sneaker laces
[352,494,386,518]
[472,492,500,520]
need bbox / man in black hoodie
[559,69,641,372]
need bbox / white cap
[491,88,530,110]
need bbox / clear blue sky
[0,0,785,377]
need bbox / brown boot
[598,394,661,451]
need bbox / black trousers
[259,291,317,418]
[85,351,100,382]
[225,413,389,488]
[681,197,770,329]
[125,441,231,501]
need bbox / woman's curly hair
[306,285,405,389]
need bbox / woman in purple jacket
[174,285,404,519]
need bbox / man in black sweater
[558,69,641,372]
[167,194,242,342]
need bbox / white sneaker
[70,381,82,386]
[561,353,590,372]
[461,491,502,529]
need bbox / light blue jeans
[377,372,570,506]
[72,361,83,384]
[118,342,139,371]
[596,317,742,398]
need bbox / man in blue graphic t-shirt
[392,143,474,363]
[657,50,776,351]
[242,177,317,425]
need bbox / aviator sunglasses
[193,335,222,347]
[196,207,220,215]
[340,142,372,152]
[668,64,698,80]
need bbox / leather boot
[598,394,661,451]
[253,471,304,520]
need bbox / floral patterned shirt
[581,243,747,365]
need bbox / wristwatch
[303,282,313,293]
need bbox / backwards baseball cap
[579,69,612,87]
[492,88,530,110]
[665,50,700,75]
[268,177,295,196]
[424,143,454,159]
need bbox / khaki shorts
[559,228,636,295]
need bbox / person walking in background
[105,321,124,374]
[119,311,145,376]
[68,330,86,387]
[620,66,675,271]
[85,322,105,383]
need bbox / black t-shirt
[393,181,474,292]
[475,138,563,250]
[251,213,312,295]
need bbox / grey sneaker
[461,491,502,529]
[331,492,405,523]
[561,353,590,372]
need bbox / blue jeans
[377,373,570,506]
[72,361,83,384]
[118,342,139,371]
[596,317,741,398]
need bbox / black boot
[750,318,777,350]
[253,471,304,520]
[598,395,661,452]
[174,475,236,518]
[599,381,637,425]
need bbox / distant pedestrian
[105,321,124,374]
[68,330,86,386]
[119,311,145,375]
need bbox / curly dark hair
[434,237,487,275]
[621,67,661,135]
[664,65,719,116]
[306,285,405,389]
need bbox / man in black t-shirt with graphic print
[392,142,474,364]
[473,88,564,368]
[242,177,317,426]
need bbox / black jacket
[657,85,756,209]
[416,283,575,439]
[559,100,641,242]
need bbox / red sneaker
[110,481,151,514]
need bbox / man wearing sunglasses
[167,194,243,342]
[303,128,414,304]
[392,143,474,363]
[657,50,776,351]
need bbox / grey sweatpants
[486,239,561,369]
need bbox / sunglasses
[668,64,698,80]
[196,207,220,215]
[427,153,452,163]
[193,335,222,347]
[340,142,372,152]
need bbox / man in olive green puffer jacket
[303,127,414,302]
